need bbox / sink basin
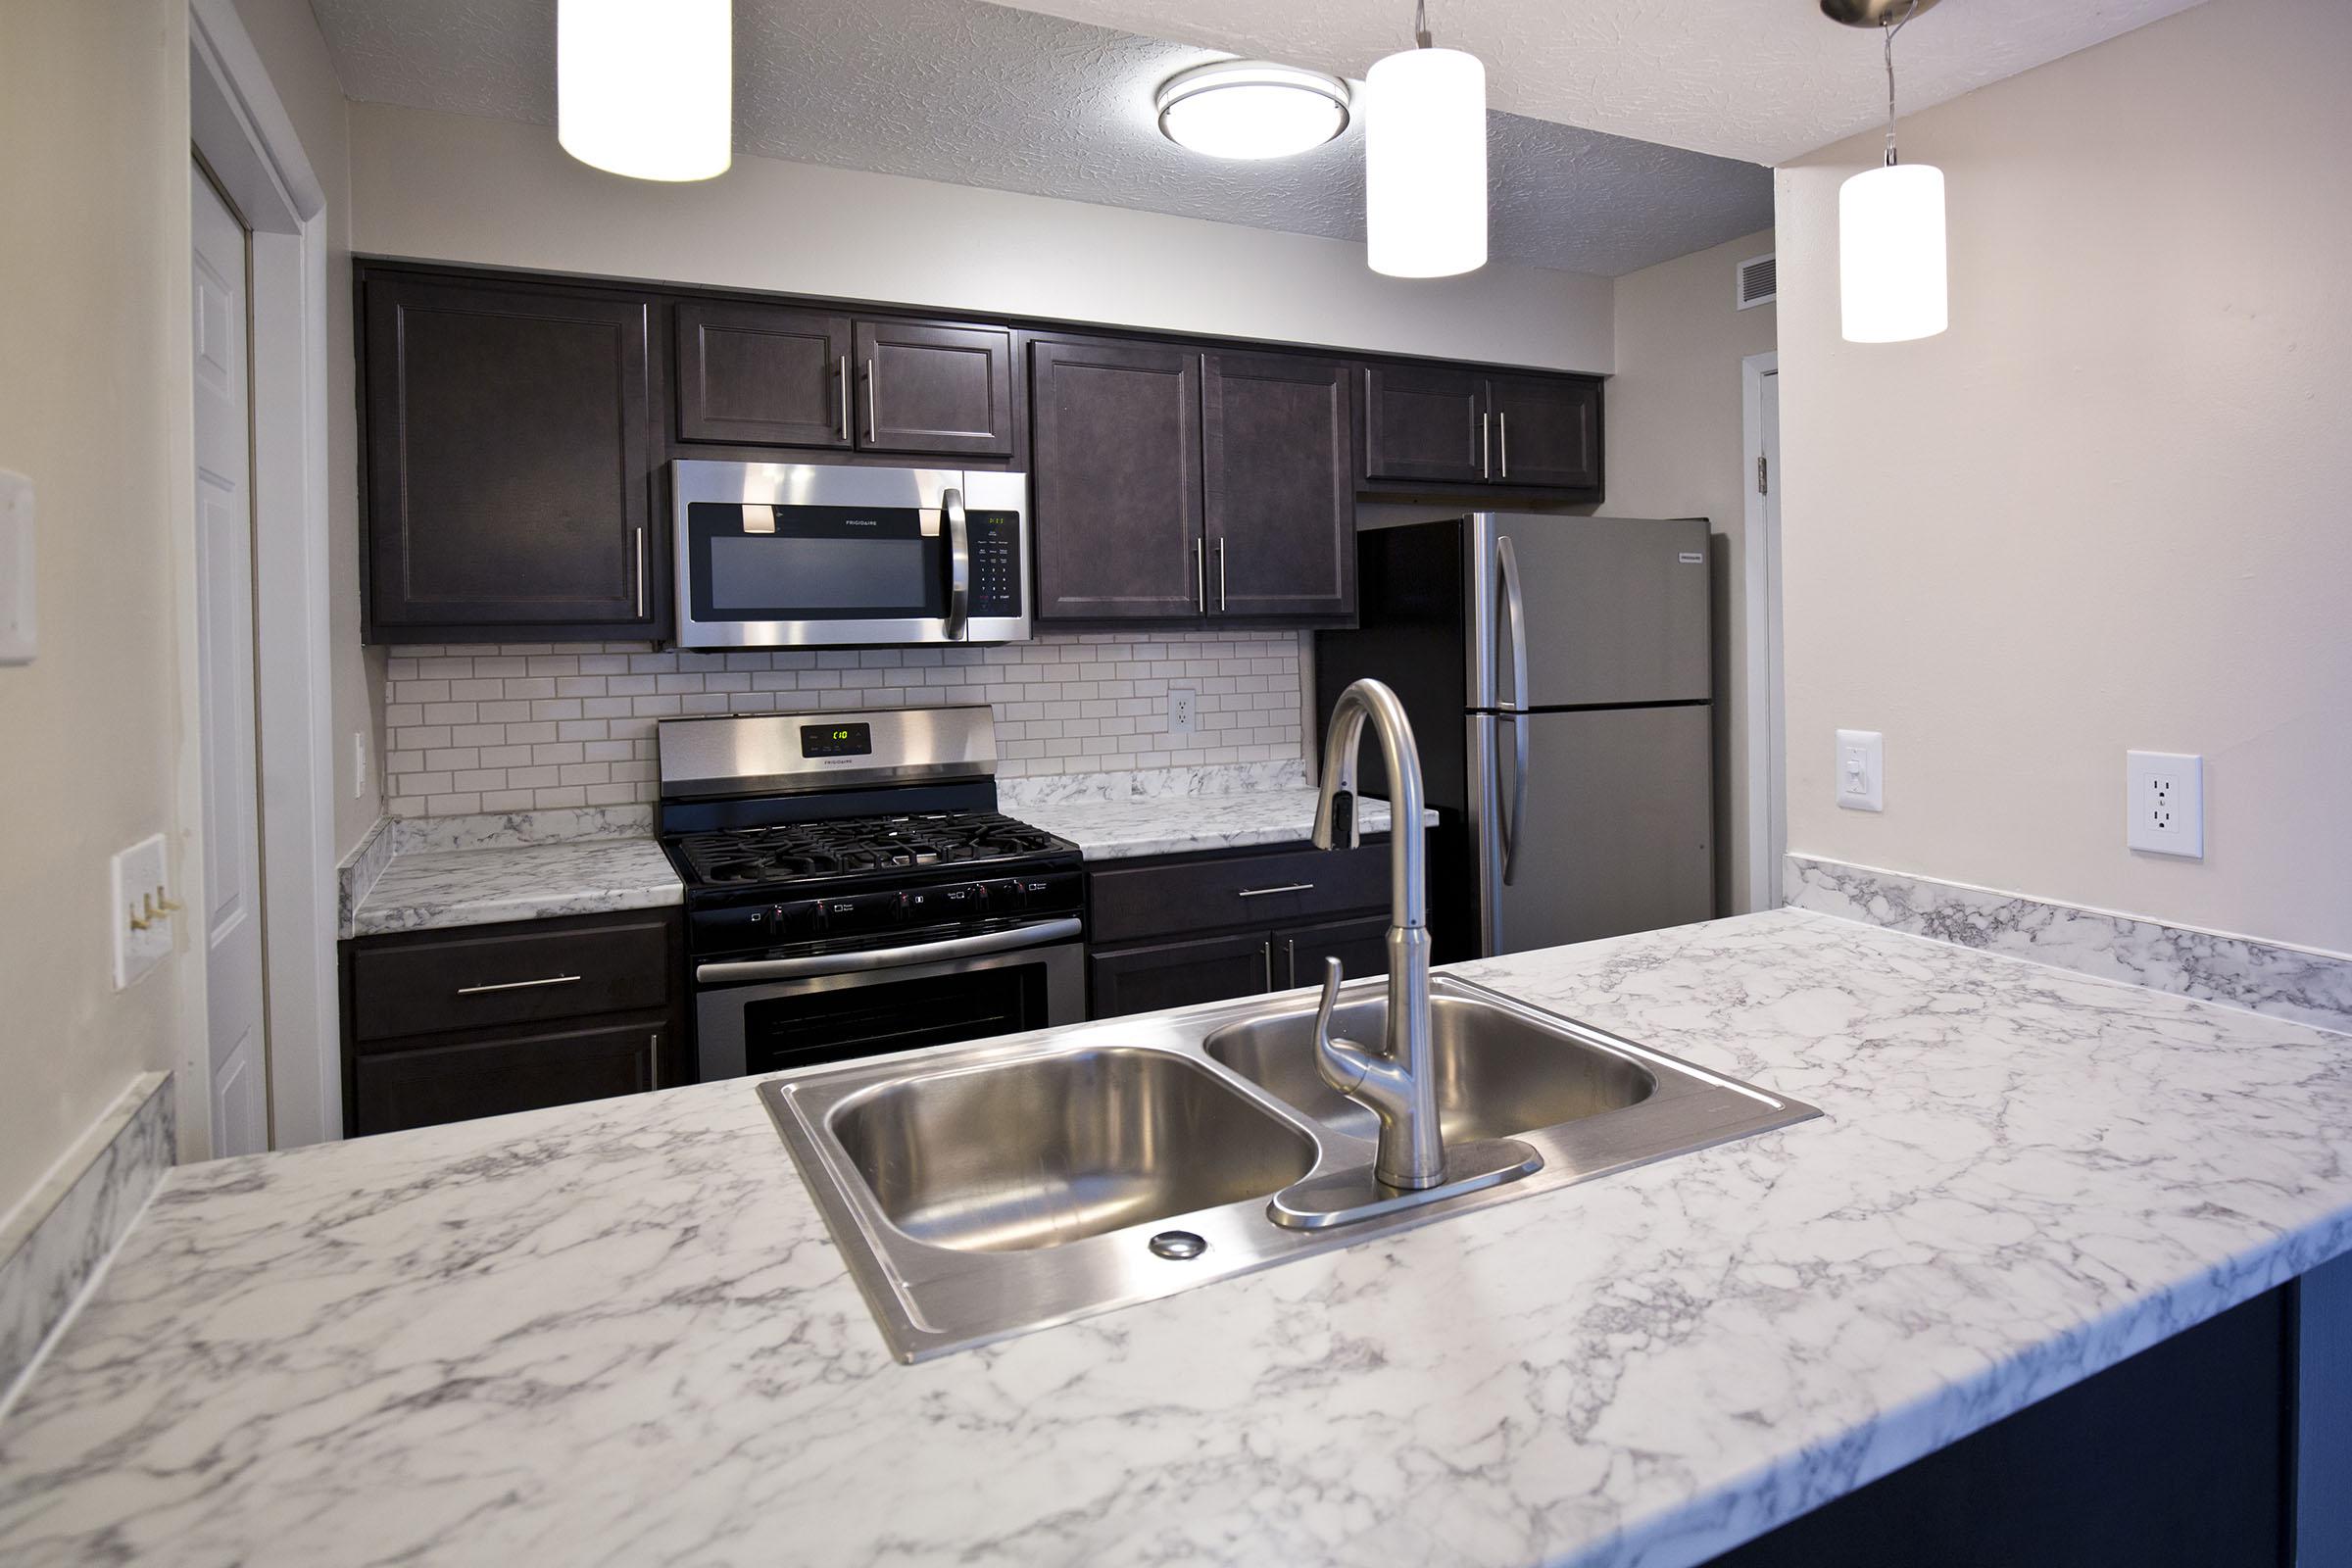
[760,972,1818,1362]
[830,1048,1316,1252]
[1205,992,1656,1145]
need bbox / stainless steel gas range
[655,706,1085,1082]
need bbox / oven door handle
[694,917,1082,985]
[943,485,970,640]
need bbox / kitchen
[3,0,2350,1563]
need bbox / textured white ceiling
[1016,0,2211,167]
[311,0,1775,277]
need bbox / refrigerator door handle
[1495,532,1530,712]
[1500,711,1529,886]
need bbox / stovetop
[666,809,1077,894]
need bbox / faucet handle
[1312,956,1345,1042]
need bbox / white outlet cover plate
[1170,685,1199,735]
[0,468,33,664]
[1836,728,1885,811]
[2127,750,2204,858]
[111,833,172,991]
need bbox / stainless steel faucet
[1309,678,1444,1191]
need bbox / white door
[1760,368,1785,906]
[191,163,270,1156]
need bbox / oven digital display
[801,722,873,759]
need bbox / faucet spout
[1310,679,1444,1190]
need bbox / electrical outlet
[1169,686,1199,736]
[2127,751,2203,858]
[1836,728,1884,811]
[111,834,173,990]
[0,468,33,665]
[353,731,369,800]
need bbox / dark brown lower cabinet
[1086,844,1395,1020]
[341,908,686,1136]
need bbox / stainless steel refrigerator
[1314,514,1714,960]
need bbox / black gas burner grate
[670,811,1066,889]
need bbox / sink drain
[1148,1230,1207,1261]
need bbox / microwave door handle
[943,486,970,639]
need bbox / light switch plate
[0,468,33,664]
[2127,751,2204,858]
[1836,728,1885,811]
[111,834,173,990]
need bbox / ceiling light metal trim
[1820,0,1942,26]
[1154,60,1353,161]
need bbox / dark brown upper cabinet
[855,320,1014,457]
[1362,363,1604,496]
[1488,372,1601,491]
[1202,353,1355,622]
[673,300,853,449]
[673,302,1012,459]
[1030,339,1205,621]
[362,273,662,642]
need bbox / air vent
[1737,252,1777,310]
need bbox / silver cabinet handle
[633,526,647,619]
[1285,938,1298,990]
[649,1032,662,1092]
[1215,538,1228,612]
[864,357,879,443]
[695,917,1082,984]
[1192,538,1205,613]
[943,486,970,640]
[1498,410,1510,479]
[457,974,583,996]
[836,354,851,443]
[1481,410,1491,479]
[1261,939,1274,993]
[1237,882,1315,899]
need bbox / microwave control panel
[968,512,1023,616]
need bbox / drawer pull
[1237,883,1315,899]
[456,974,584,996]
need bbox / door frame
[1740,352,1784,913]
[187,0,342,1151]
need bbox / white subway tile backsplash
[378,631,1306,814]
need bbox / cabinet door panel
[674,301,852,448]
[857,320,1014,457]
[1031,340,1203,621]
[352,1020,662,1136]
[1203,353,1355,621]
[1090,932,1269,1020]
[365,278,656,632]
[1489,373,1601,491]
[1277,914,1392,993]
[1363,364,1488,483]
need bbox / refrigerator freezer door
[1476,706,1715,956]
[1482,515,1713,710]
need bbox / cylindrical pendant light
[1833,0,1945,341]
[559,0,733,182]
[1366,3,1487,278]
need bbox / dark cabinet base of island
[340,908,688,1137]
[1707,1283,2296,1568]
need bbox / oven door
[692,918,1085,1081]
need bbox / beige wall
[228,0,383,858]
[348,102,1615,373]
[1603,230,1777,912]
[1777,0,2352,954]
[0,0,194,1205]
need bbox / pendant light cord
[1882,0,1919,167]
[1413,0,1432,50]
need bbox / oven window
[688,503,945,621]
[737,966,1047,1075]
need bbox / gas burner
[668,810,1070,893]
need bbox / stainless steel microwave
[670,461,1031,649]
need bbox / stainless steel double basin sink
[759,973,1818,1361]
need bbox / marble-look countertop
[1019,786,1420,860]
[9,910,2350,1567]
[348,836,683,937]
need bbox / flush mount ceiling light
[1155,60,1352,161]
[559,0,733,182]
[1830,0,1947,341]
[1365,1,1488,278]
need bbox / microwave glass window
[708,536,926,612]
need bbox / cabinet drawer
[350,913,673,1044]
[352,1019,665,1136]
[1089,844,1390,945]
